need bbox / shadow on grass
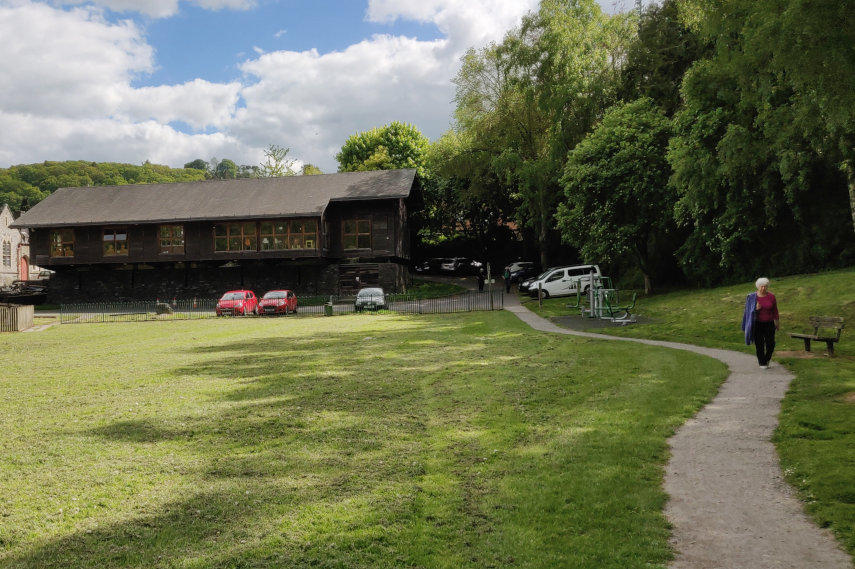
[4,318,490,568]
[4,314,719,568]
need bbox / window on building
[159,225,185,254]
[50,229,75,257]
[342,219,371,250]
[103,227,129,256]
[260,219,318,250]
[2,241,10,267]
[214,222,257,252]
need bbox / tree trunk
[842,159,855,235]
[539,188,551,270]
[642,272,653,296]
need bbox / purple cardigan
[741,292,757,345]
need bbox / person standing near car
[503,267,511,293]
[477,268,485,292]
[742,277,780,369]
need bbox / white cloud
[366,0,540,54]
[0,111,246,167]
[47,0,256,18]
[231,1,540,170]
[0,0,540,172]
[234,34,455,169]
[0,2,152,118]
[116,79,242,130]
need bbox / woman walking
[742,277,780,369]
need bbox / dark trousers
[753,321,776,365]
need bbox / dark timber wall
[45,260,409,303]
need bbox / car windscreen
[357,288,383,297]
[222,293,243,300]
[263,291,286,299]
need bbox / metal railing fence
[60,299,218,324]
[59,291,504,324]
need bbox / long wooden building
[11,169,422,302]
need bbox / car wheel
[293,306,297,313]
[540,290,550,299]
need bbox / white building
[0,204,33,285]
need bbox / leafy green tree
[213,158,238,180]
[336,121,430,178]
[258,144,296,178]
[424,130,515,248]
[448,0,634,268]
[667,0,855,284]
[184,159,208,171]
[557,99,676,293]
[301,164,323,176]
[618,0,709,117]
[0,161,206,214]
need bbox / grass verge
[0,311,725,568]
[523,267,855,556]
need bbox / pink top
[755,293,779,323]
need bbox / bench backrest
[808,316,844,339]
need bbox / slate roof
[12,169,417,228]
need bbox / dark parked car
[414,257,455,274]
[414,258,446,274]
[216,290,259,316]
[354,287,386,312]
[440,257,483,275]
[508,262,538,283]
[259,289,298,315]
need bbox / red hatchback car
[216,290,259,316]
[259,289,298,315]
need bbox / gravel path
[503,295,853,569]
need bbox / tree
[0,161,205,213]
[184,159,208,171]
[618,0,709,117]
[213,158,238,180]
[258,144,297,178]
[667,0,855,284]
[336,121,430,178]
[301,164,323,176]
[424,130,515,248]
[448,0,634,269]
[557,99,676,293]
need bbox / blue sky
[0,0,648,173]
[139,1,445,87]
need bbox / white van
[527,264,601,298]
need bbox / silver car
[354,287,386,311]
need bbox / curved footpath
[502,292,853,569]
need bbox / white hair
[755,277,770,288]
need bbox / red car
[216,290,259,316]
[259,289,298,315]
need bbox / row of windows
[2,241,10,267]
[49,219,371,258]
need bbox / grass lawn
[522,266,855,555]
[1,311,726,568]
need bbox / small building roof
[12,169,417,228]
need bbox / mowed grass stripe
[0,311,725,568]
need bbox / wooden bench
[789,316,844,354]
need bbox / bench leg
[802,338,811,352]
[826,341,834,355]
